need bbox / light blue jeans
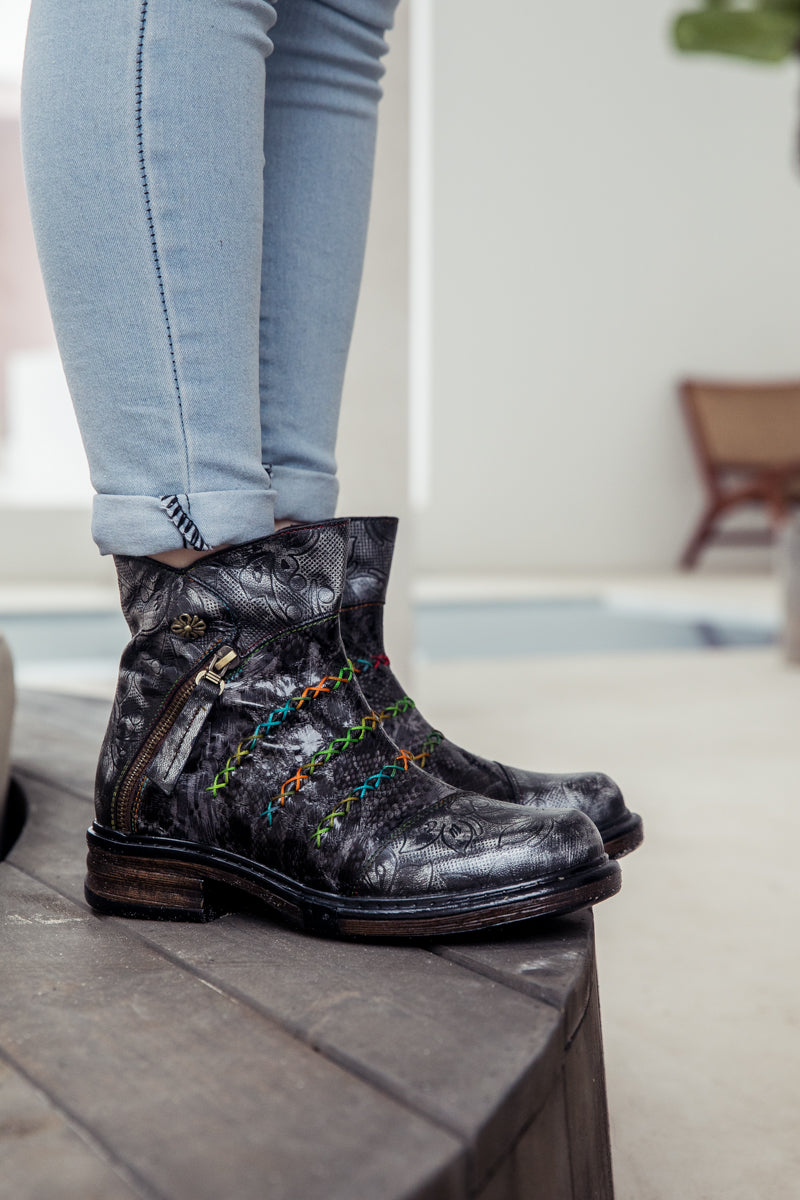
[20,0,399,554]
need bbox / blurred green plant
[673,1,800,63]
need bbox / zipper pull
[195,647,238,692]
[147,646,239,795]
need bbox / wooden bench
[0,691,614,1200]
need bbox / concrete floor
[416,645,800,1200]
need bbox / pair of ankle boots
[86,517,641,938]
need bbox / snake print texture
[96,520,604,899]
[340,516,632,835]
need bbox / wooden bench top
[0,692,612,1200]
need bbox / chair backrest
[681,380,800,471]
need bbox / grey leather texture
[95,520,605,899]
[340,516,635,838]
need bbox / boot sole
[599,812,644,860]
[85,824,621,939]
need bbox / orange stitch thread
[258,711,383,822]
[395,748,413,770]
[279,766,309,800]
[310,750,415,846]
[207,660,365,796]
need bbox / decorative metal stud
[170,613,207,640]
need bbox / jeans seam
[136,0,192,496]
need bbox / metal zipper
[112,646,239,832]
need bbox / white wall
[417,0,800,572]
[338,6,411,673]
[0,3,411,611]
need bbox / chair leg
[765,476,790,529]
[680,503,721,570]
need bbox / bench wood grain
[1,691,615,1200]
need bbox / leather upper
[96,521,605,899]
[339,516,631,835]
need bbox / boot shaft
[342,515,398,607]
[95,518,456,894]
[340,515,397,663]
[97,521,352,833]
[87,514,619,927]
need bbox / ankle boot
[339,517,643,860]
[85,521,620,937]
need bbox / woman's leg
[258,0,400,524]
[20,0,277,557]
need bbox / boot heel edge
[85,844,224,922]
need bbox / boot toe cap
[357,792,606,899]
[506,766,629,830]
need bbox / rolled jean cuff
[91,489,276,556]
[270,464,339,523]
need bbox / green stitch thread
[207,659,363,796]
[258,711,381,818]
[111,643,226,830]
[207,657,393,799]
[256,696,416,822]
[308,728,443,848]
[379,696,416,719]
[311,751,413,847]
[415,729,444,767]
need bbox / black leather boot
[85,521,621,937]
[340,517,643,859]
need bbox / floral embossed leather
[86,520,621,936]
[339,517,643,859]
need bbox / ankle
[149,544,229,569]
[148,519,305,567]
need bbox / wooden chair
[680,378,800,568]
